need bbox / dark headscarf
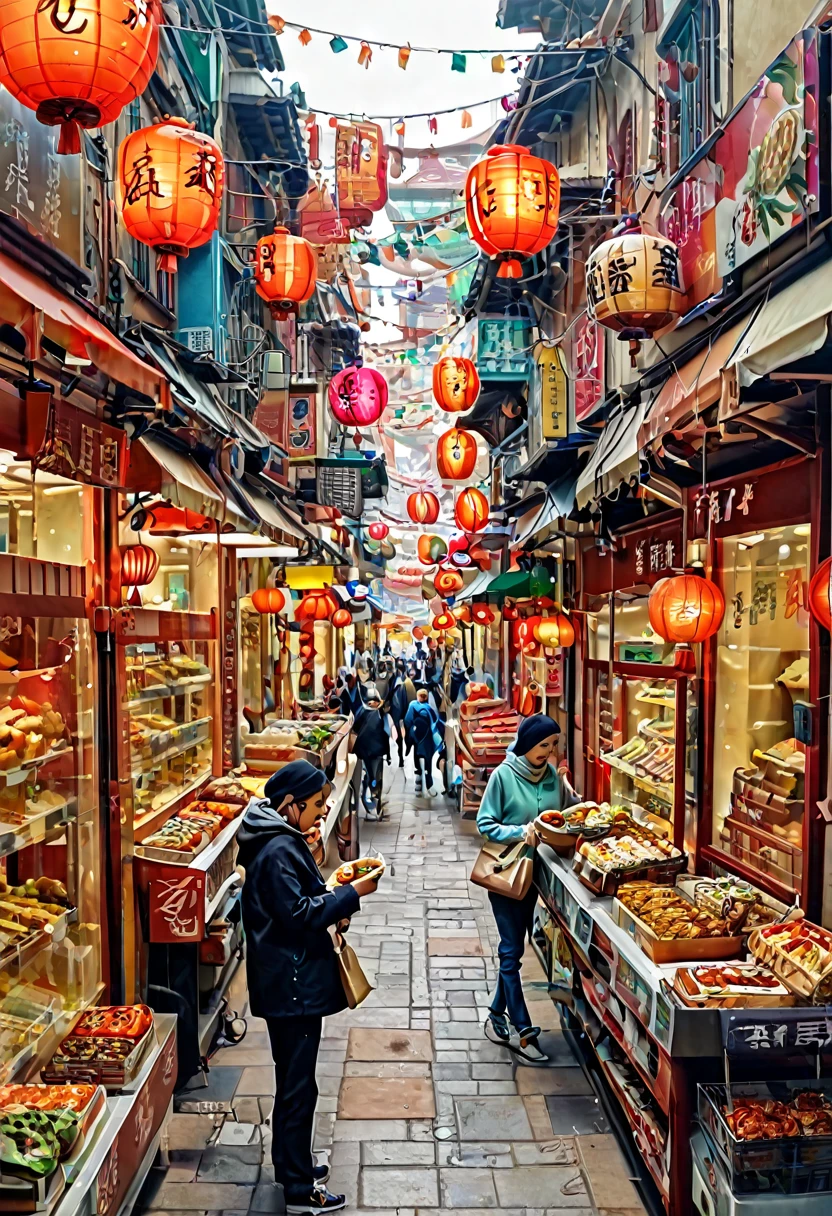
[264,760,327,809]
[511,714,560,756]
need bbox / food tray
[572,824,686,896]
[41,1024,154,1092]
[326,855,385,890]
[698,1083,832,1194]
[673,963,795,1008]
[748,915,832,1004]
[534,816,578,855]
[134,828,210,864]
[613,888,744,965]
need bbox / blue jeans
[488,888,537,1032]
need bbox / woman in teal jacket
[476,714,578,1063]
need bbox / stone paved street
[136,763,647,1216]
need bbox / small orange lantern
[586,217,683,365]
[118,118,225,272]
[407,491,440,525]
[417,534,447,564]
[437,428,478,481]
[465,144,560,279]
[433,611,456,631]
[434,568,464,597]
[455,487,489,534]
[121,543,159,588]
[296,587,340,622]
[254,227,317,318]
[534,614,575,648]
[412,626,425,641]
[809,557,832,630]
[471,603,495,626]
[331,608,352,629]
[0,0,160,154]
[433,357,480,413]
[251,587,286,614]
[648,575,725,645]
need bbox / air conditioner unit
[181,327,213,354]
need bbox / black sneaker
[313,1163,330,1186]
[286,1189,345,1214]
[484,1011,511,1044]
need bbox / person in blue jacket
[404,687,442,795]
[476,714,579,1064]
[237,761,379,1213]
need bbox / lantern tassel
[126,585,143,607]
[497,258,524,279]
[57,121,81,156]
[158,253,179,274]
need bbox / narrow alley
[135,766,647,1216]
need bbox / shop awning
[576,398,649,509]
[239,480,318,544]
[513,469,579,545]
[485,569,532,599]
[139,433,225,518]
[0,251,166,402]
[457,568,499,601]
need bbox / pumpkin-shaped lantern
[465,144,560,279]
[296,586,340,622]
[407,490,440,525]
[455,487,489,534]
[534,614,575,648]
[121,543,159,588]
[437,428,478,481]
[331,608,352,629]
[118,118,225,272]
[0,0,160,154]
[471,603,495,626]
[434,568,464,597]
[433,611,456,631]
[328,364,388,427]
[417,534,447,565]
[254,226,317,318]
[368,522,389,541]
[433,357,480,413]
[648,575,725,645]
[251,587,286,614]
[809,557,832,630]
[586,216,683,365]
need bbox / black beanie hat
[511,714,560,756]
[264,760,327,809]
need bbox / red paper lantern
[331,608,352,629]
[533,614,575,648]
[251,587,286,614]
[407,491,440,525]
[809,557,832,630]
[118,118,224,272]
[296,587,340,622]
[434,568,464,596]
[433,357,480,413]
[648,575,725,645]
[328,364,388,427]
[412,626,425,641]
[121,543,159,587]
[433,611,455,631]
[254,226,317,318]
[455,487,489,534]
[471,603,495,626]
[368,522,389,540]
[417,534,447,564]
[465,144,560,279]
[0,0,160,154]
[437,428,478,481]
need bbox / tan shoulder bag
[470,838,533,900]
[333,931,374,1008]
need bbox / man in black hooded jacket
[237,760,378,1213]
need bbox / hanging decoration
[328,364,388,427]
[434,568,464,596]
[118,119,225,272]
[368,522,389,540]
[417,534,447,564]
[296,587,340,622]
[251,587,286,615]
[331,608,353,628]
[254,227,317,318]
[437,427,478,481]
[465,144,560,279]
[586,216,683,365]
[648,575,725,645]
[454,487,489,534]
[121,543,159,589]
[432,610,456,631]
[433,357,480,413]
[809,558,832,630]
[335,121,388,225]
[407,490,440,525]
[0,0,160,154]
[534,614,575,648]
[471,603,495,626]
[453,603,472,623]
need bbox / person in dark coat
[404,687,442,795]
[349,683,390,820]
[389,669,417,766]
[237,761,379,1213]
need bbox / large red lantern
[455,487,489,534]
[331,608,352,629]
[254,227,317,318]
[534,614,575,649]
[118,119,224,272]
[296,587,340,622]
[465,144,560,279]
[121,543,159,588]
[328,365,388,427]
[251,587,285,615]
[437,428,478,482]
[368,522,389,540]
[0,0,160,154]
[407,491,440,525]
[809,557,832,630]
[648,575,725,645]
[433,357,480,413]
[433,611,456,631]
[434,568,464,597]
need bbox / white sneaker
[509,1028,549,1064]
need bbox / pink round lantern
[328,364,388,427]
[368,522,389,540]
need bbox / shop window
[156,266,175,313]
[667,0,721,168]
[0,455,93,565]
[711,523,810,897]
[118,515,219,615]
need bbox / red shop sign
[572,315,605,424]
[583,516,683,595]
[30,397,127,488]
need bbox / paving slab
[439,1166,498,1207]
[515,1067,593,1097]
[428,937,484,956]
[455,1097,534,1141]
[493,1165,591,1208]
[545,1095,610,1136]
[339,1076,436,1119]
[361,1140,436,1166]
[359,1166,439,1208]
[347,1028,433,1062]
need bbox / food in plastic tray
[53,1037,136,1063]
[72,1005,153,1040]
[674,963,793,1006]
[141,817,206,853]
[577,827,681,872]
[0,1084,97,1113]
[618,883,730,940]
[327,855,385,889]
[748,914,832,1001]
[723,1092,832,1141]
[199,777,249,805]
[0,1107,79,1178]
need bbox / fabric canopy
[139,434,224,519]
[725,264,832,391]
[576,398,649,509]
[0,251,166,402]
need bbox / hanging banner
[535,343,568,440]
[335,122,388,224]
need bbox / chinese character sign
[572,315,604,423]
[585,228,684,338]
[534,343,567,440]
[335,122,388,215]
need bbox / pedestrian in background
[404,687,442,796]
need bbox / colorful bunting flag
[394,120,406,137]
[358,41,372,67]
[428,115,438,134]
[268,14,285,33]
[329,35,348,52]
[398,45,411,69]
[451,52,466,73]
[460,110,472,129]
[298,28,311,45]
[492,54,505,72]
